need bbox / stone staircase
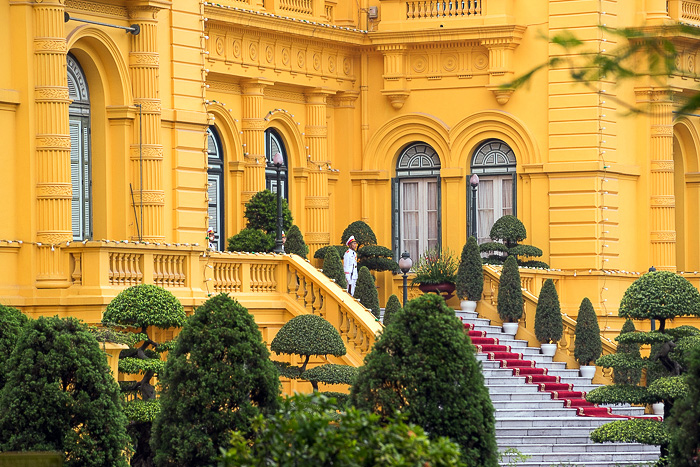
[456,308,661,467]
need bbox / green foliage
[479,216,548,268]
[357,245,398,272]
[227,227,274,252]
[665,325,700,340]
[520,260,550,269]
[671,334,700,370]
[313,244,347,260]
[614,319,642,385]
[0,304,28,390]
[284,224,309,258]
[586,384,656,406]
[244,189,293,234]
[488,215,527,246]
[596,353,648,371]
[118,357,165,375]
[123,399,161,423]
[497,256,523,323]
[590,419,670,446]
[103,284,185,330]
[322,245,347,289]
[616,330,673,345]
[383,294,402,326]
[302,363,358,386]
[221,393,464,467]
[151,293,280,467]
[341,220,377,247]
[647,376,689,401]
[507,244,544,258]
[0,316,129,467]
[351,294,498,466]
[355,266,380,319]
[271,314,346,359]
[534,279,563,344]
[574,297,602,366]
[411,247,458,286]
[668,347,700,466]
[88,325,147,347]
[456,237,483,301]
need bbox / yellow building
[1,0,700,361]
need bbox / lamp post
[469,174,479,239]
[398,251,413,307]
[272,152,285,253]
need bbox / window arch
[265,129,288,199]
[67,54,91,241]
[392,142,441,262]
[207,127,225,251]
[470,139,517,243]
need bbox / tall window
[67,54,91,241]
[265,129,288,199]
[207,127,225,251]
[470,140,516,243]
[392,143,441,262]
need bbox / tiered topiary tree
[355,266,380,319]
[351,293,498,466]
[613,319,642,386]
[574,297,603,366]
[227,189,292,252]
[322,245,347,289]
[497,255,523,324]
[151,293,280,466]
[479,215,548,268]
[315,220,397,273]
[456,236,483,303]
[0,304,28,390]
[382,294,402,326]
[0,316,130,467]
[534,279,563,344]
[285,224,309,258]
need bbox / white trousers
[347,279,357,296]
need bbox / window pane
[502,177,513,216]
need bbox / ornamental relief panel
[405,46,489,80]
[65,0,129,18]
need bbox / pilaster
[378,45,410,110]
[241,78,272,205]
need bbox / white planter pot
[461,300,477,313]
[502,322,519,335]
[540,343,558,357]
[579,365,596,380]
[652,402,665,416]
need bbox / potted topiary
[574,297,602,379]
[456,236,483,313]
[410,248,458,300]
[497,255,523,335]
[534,279,563,356]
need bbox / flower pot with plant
[534,278,563,357]
[456,236,483,313]
[574,297,602,379]
[411,247,458,301]
[497,256,523,334]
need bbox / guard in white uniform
[343,236,359,296]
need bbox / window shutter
[208,174,219,233]
[70,120,82,240]
[436,175,442,250]
[82,125,90,239]
[392,177,400,260]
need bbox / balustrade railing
[406,0,481,19]
[108,252,143,286]
[154,254,186,287]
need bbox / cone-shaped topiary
[355,266,380,319]
[341,220,377,247]
[456,236,483,301]
[284,224,308,258]
[497,256,523,323]
[0,304,28,391]
[271,314,346,373]
[244,189,292,234]
[351,294,498,466]
[574,297,602,366]
[0,316,130,467]
[151,294,280,466]
[534,279,563,344]
[322,244,347,289]
[613,319,642,385]
[383,294,402,327]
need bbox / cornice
[367,24,527,48]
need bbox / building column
[128,3,165,241]
[241,79,271,206]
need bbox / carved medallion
[249,43,258,61]
[412,55,428,73]
[297,50,305,68]
[266,45,274,63]
[282,48,290,65]
[474,52,488,70]
[313,53,321,71]
[343,57,351,75]
[443,54,457,72]
[216,37,224,56]
[233,40,241,58]
[328,55,336,73]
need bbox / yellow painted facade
[2,0,700,351]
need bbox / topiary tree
[313,245,348,261]
[497,256,523,323]
[383,294,401,326]
[322,245,347,289]
[613,319,642,385]
[227,228,275,252]
[151,293,280,467]
[534,279,563,344]
[285,224,308,258]
[354,266,380,319]
[479,215,548,268]
[667,346,700,466]
[351,293,498,466]
[0,316,129,467]
[341,220,377,247]
[574,297,603,366]
[333,220,397,273]
[244,189,292,235]
[456,236,483,302]
[0,304,28,390]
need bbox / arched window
[392,142,441,261]
[265,129,288,199]
[207,127,225,251]
[470,139,516,243]
[67,54,91,241]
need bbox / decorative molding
[264,87,305,103]
[650,230,676,242]
[650,160,674,172]
[35,87,70,100]
[650,195,675,206]
[36,184,72,197]
[305,232,330,243]
[305,196,330,208]
[129,52,160,66]
[208,80,242,94]
[65,0,129,17]
[130,146,164,160]
[36,136,71,148]
[487,85,514,105]
[381,90,410,110]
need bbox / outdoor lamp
[399,251,413,307]
[272,152,285,253]
[469,174,479,239]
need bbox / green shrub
[341,220,377,247]
[586,384,656,406]
[322,245,347,289]
[488,215,527,247]
[456,236,483,302]
[357,245,398,272]
[0,304,28,390]
[480,215,548,268]
[0,317,129,467]
[574,297,602,366]
[590,419,669,446]
[668,347,700,466]
[351,294,498,466]
[314,245,347,260]
[151,294,280,466]
[302,364,357,386]
[534,279,563,344]
[355,266,380,319]
[244,189,292,234]
[383,294,402,326]
[648,375,689,401]
[284,224,308,258]
[497,256,523,323]
[411,248,458,286]
[227,227,274,252]
[613,319,642,385]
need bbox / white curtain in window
[477,179,494,244]
[401,178,438,260]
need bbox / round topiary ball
[271,314,346,358]
[488,215,527,246]
[341,221,377,247]
[103,284,186,329]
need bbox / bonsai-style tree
[668,346,700,465]
[228,228,274,252]
[315,220,398,273]
[270,314,354,392]
[285,224,309,258]
[244,189,292,234]
[341,220,377,246]
[383,294,402,326]
[151,293,280,466]
[355,266,380,318]
[351,293,498,466]
[0,304,28,390]
[102,284,186,467]
[479,215,548,268]
[574,297,603,366]
[322,245,347,289]
[534,279,563,344]
[0,316,129,467]
[613,319,642,385]
[456,236,483,302]
[497,256,523,323]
